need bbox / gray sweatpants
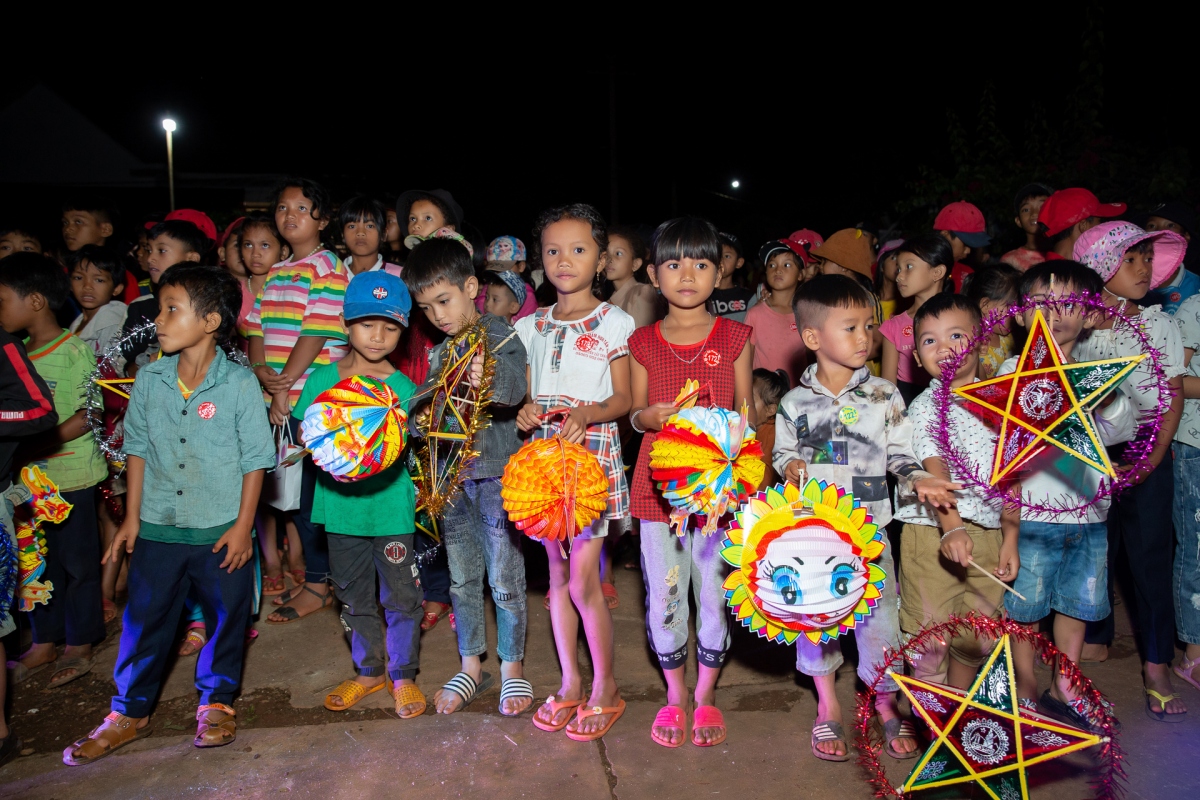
[639,520,730,670]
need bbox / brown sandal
[194,703,237,747]
[62,712,151,766]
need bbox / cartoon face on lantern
[722,480,887,645]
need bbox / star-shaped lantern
[894,635,1105,800]
[954,309,1143,483]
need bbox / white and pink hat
[1072,221,1187,288]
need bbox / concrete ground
[2,563,1199,799]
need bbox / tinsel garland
[855,613,1124,800]
[932,292,1170,515]
[0,519,15,626]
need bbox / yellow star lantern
[895,635,1105,800]
[954,309,1143,483]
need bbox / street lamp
[162,118,176,211]
[731,180,740,189]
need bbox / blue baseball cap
[344,271,411,326]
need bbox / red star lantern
[954,309,1143,483]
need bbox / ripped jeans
[1173,442,1200,646]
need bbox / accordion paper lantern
[300,375,408,482]
[501,436,608,548]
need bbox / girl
[874,238,905,322]
[746,240,806,385]
[246,178,350,625]
[515,204,633,742]
[628,217,755,748]
[605,225,658,329]
[1072,221,1188,721]
[880,233,952,404]
[218,218,247,281]
[966,264,1020,379]
[752,368,788,488]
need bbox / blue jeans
[1174,442,1200,646]
[1008,520,1109,623]
[112,538,253,717]
[288,416,329,584]
[442,478,527,663]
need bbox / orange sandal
[393,682,426,718]
[324,679,388,711]
[532,695,584,732]
[565,699,627,742]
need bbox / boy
[895,293,1020,688]
[1000,261,1136,726]
[64,265,274,764]
[123,217,210,375]
[65,245,128,355]
[403,237,532,717]
[483,270,526,325]
[932,201,987,292]
[1036,187,1125,260]
[1144,201,1200,313]
[0,225,42,259]
[61,199,115,251]
[746,238,808,384]
[0,322,57,767]
[0,254,108,691]
[339,195,397,277]
[297,272,427,719]
[708,231,755,322]
[1001,183,1053,271]
[774,274,960,762]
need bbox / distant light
[162,118,176,132]
[731,180,740,189]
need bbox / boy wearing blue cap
[294,271,427,720]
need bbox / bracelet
[940,525,966,541]
[630,408,646,434]
[250,362,268,369]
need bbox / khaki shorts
[899,521,1005,669]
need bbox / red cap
[783,229,824,264]
[145,209,218,243]
[1037,188,1126,237]
[933,201,987,234]
[218,216,246,248]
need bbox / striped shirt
[244,250,349,406]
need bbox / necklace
[296,245,322,262]
[665,314,716,365]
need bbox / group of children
[0,179,1197,770]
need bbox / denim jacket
[124,353,276,528]
[410,314,528,480]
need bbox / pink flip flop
[692,705,727,747]
[651,705,686,748]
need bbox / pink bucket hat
[1072,221,1187,288]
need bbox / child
[403,238,532,717]
[880,233,953,404]
[932,201,986,292]
[751,368,787,488]
[247,178,349,625]
[384,206,403,255]
[66,245,128,355]
[1001,183,1053,271]
[483,235,539,321]
[218,218,247,280]
[1000,261,1137,724]
[61,199,115,251]
[606,225,657,329]
[746,239,807,385]
[0,322,57,767]
[0,254,109,691]
[774,274,959,762]
[1169,289,1200,701]
[293,271,426,718]
[895,293,1020,688]
[515,203,633,741]
[0,224,42,259]
[339,196,397,278]
[123,217,212,375]
[811,229,885,373]
[484,270,528,325]
[1037,188,1125,260]
[708,232,756,322]
[63,264,274,764]
[965,263,1020,378]
[874,238,905,322]
[1072,222,1188,721]
[628,217,754,748]
[1144,201,1200,314]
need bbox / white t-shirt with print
[514,302,634,409]
[1074,305,1184,419]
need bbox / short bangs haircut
[61,195,115,225]
[649,216,722,267]
[897,232,955,273]
[64,244,126,287]
[237,213,286,249]
[792,274,875,331]
[0,252,71,311]
[273,176,331,221]
[912,292,981,337]
[532,203,608,265]
[402,237,475,296]
[1020,259,1103,299]
[338,195,388,232]
[157,263,243,345]
[149,220,211,259]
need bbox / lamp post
[162,118,176,211]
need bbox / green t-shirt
[27,331,109,492]
[293,363,416,537]
[139,520,236,546]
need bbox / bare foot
[1080,643,1109,663]
[18,642,57,671]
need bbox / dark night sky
[3,12,1193,252]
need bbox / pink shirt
[880,309,920,383]
[746,302,805,386]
